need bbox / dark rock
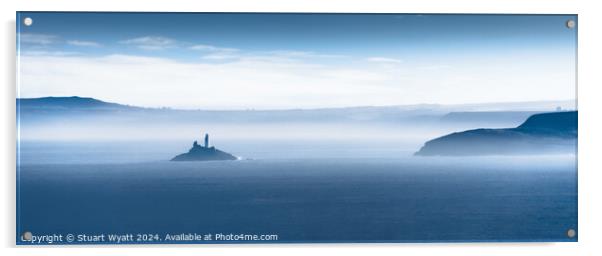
[171,134,237,161]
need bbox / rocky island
[171,133,237,161]
[415,111,577,156]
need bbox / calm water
[17,142,577,244]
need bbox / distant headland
[171,133,237,161]
[415,111,577,156]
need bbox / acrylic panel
[16,12,577,244]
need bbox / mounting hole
[23,17,33,26]
[567,228,576,238]
[566,19,575,29]
[21,231,32,241]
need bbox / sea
[16,140,577,244]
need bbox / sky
[17,13,577,109]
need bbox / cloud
[267,50,346,59]
[19,33,58,45]
[18,53,406,109]
[19,33,101,48]
[190,44,241,60]
[21,51,80,56]
[189,44,239,52]
[366,57,403,64]
[418,64,451,70]
[197,49,347,62]
[192,47,347,63]
[119,36,177,50]
[201,53,240,60]
[67,40,101,47]
[18,50,575,109]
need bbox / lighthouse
[171,132,237,161]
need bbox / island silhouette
[171,133,237,161]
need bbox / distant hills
[16,96,445,123]
[415,111,577,156]
[16,96,575,125]
[440,111,542,126]
[17,96,135,111]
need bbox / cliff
[415,111,577,156]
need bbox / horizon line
[16,95,578,112]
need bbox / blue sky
[17,13,577,109]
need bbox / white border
[2,0,601,255]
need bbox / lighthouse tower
[204,133,209,148]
